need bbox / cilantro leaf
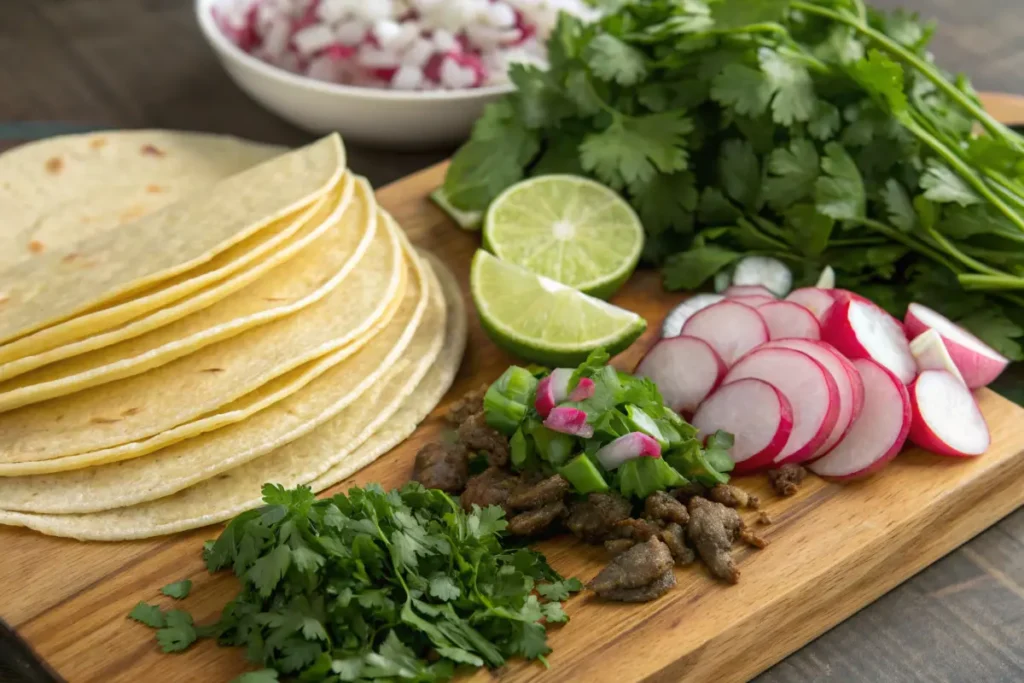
[631,172,698,235]
[156,610,197,653]
[763,139,819,210]
[849,50,908,115]
[467,505,508,538]
[580,112,692,190]
[920,161,981,206]
[129,601,165,628]
[663,245,740,290]
[881,179,916,232]
[815,142,866,220]
[958,310,1024,361]
[161,579,192,600]
[586,34,647,86]
[709,0,790,29]
[246,544,291,598]
[428,575,461,601]
[536,577,584,601]
[710,64,772,117]
[808,101,841,140]
[718,139,761,209]
[784,204,833,256]
[760,50,816,125]
[510,622,551,660]
[231,671,278,683]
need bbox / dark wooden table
[1,1,1022,681]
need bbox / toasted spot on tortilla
[119,206,146,223]
[201,368,225,373]
[146,184,165,194]
[90,417,121,424]
[0,294,8,305]
[45,157,64,174]
[263,296,290,302]
[140,144,166,157]
[89,137,108,150]
[28,240,45,254]
[121,407,142,416]
[62,253,81,263]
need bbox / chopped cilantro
[160,579,192,600]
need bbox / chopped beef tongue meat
[508,474,571,510]
[660,523,696,565]
[709,484,760,509]
[412,441,468,493]
[757,511,774,526]
[687,497,744,584]
[457,412,510,466]
[565,492,633,543]
[768,464,808,496]
[645,491,690,525]
[671,481,709,504]
[460,467,519,514]
[446,384,488,426]
[589,537,676,603]
[604,538,636,555]
[507,501,567,536]
[740,525,770,549]
[614,517,662,542]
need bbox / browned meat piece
[768,464,807,497]
[460,467,519,514]
[660,523,696,565]
[446,384,488,425]
[645,491,690,525]
[507,501,566,536]
[757,511,773,526]
[507,474,570,511]
[687,497,743,584]
[457,412,510,466]
[615,517,662,541]
[671,481,709,504]
[595,569,675,603]
[588,537,674,594]
[709,484,760,509]
[565,492,633,543]
[604,538,636,555]
[412,441,468,493]
[739,523,769,549]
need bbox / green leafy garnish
[160,579,192,600]
[128,601,165,628]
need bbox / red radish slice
[725,285,776,299]
[635,336,726,415]
[809,359,911,479]
[757,301,822,340]
[660,293,725,338]
[569,377,596,402]
[728,295,776,308]
[595,432,662,470]
[827,288,874,306]
[785,287,836,322]
[692,379,793,474]
[908,370,990,457]
[680,301,769,366]
[762,339,864,456]
[910,329,966,386]
[822,297,917,384]
[534,368,573,418]
[904,303,1009,389]
[723,348,840,464]
[543,406,593,438]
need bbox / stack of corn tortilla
[0,131,466,541]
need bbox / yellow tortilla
[0,134,343,346]
[0,177,371,410]
[0,227,431,514]
[0,253,464,540]
[0,203,404,471]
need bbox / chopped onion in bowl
[212,0,599,91]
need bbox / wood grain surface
[0,1,1022,681]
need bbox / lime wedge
[430,186,482,231]
[471,250,647,365]
[483,175,644,299]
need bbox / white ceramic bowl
[195,0,514,149]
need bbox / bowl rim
[194,0,517,103]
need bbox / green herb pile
[443,0,1024,359]
[129,483,581,682]
[485,349,735,498]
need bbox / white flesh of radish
[904,303,1008,389]
[731,256,792,297]
[815,265,835,289]
[785,287,836,322]
[757,301,822,340]
[660,294,725,338]
[834,300,917,384]
[910,370,990,456]
[680,301,769,366]
[725,284,776,299]
[635,336,724,414]
[691,378,792,469]
[910,329,966,386]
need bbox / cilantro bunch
[130,483,580,682]
[443,0,1024,359]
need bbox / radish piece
[827,288,874,306]
[543,406,593,438]
[822,297,917,384]
[757,301,822,340]
[534,368,573,418]
[809,359,912,479]
[569,377,596,402]
[731,256,792,297]
[635,336,727,415]
[594,432,662,470]
[725,284,776,299]
[910,329,966,386]
[904,303,1009,389]
[714,270,732,293]
[723,348,840,464]
[692,379,794,473]
[815,265,835,289]
[785,287,836,322]
[728,295,776,308]
[908,370,990,457]
[762,339,864,456]
[680,301,769,366]
[660,293,725,338]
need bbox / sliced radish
[723,348,840,464]
[785,287,836,322]
[569,377,596,402]
[680,301,769,366]
[757,301,822,340]
[827,288,874,306]
[725,284,777,299]
[910,329,966,386]
[904,303,1009,389]
[692,379,793,474]
[815,265,836,289]
[908,370,990,457]
[809,359,912,479]
[544,406,593,438]
[635,336,727,416]
[822,297,917,384]
[762,339,864,456]
[534,368,573,418]
[660,293,725,338]
[728,294,776,308]
[731,256,792,297]
[594,432,662,470]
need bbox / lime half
[483,175,644,299]
[471,250,647,366]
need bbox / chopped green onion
[495,366,538,405]
[483,366,538,435]
[665,441,730,486]
[624,405,669,449]
[528,422,575,468]
[510,427,535,471]
[617,457,688,499]
[560,454,610,494]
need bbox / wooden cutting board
[2,95,1024,683]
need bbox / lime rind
[483,174,643,300]
[430,187,482,231]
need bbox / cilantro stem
[959,274,1024,291]
[926,228,1011,278]
[855,217,961,273]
